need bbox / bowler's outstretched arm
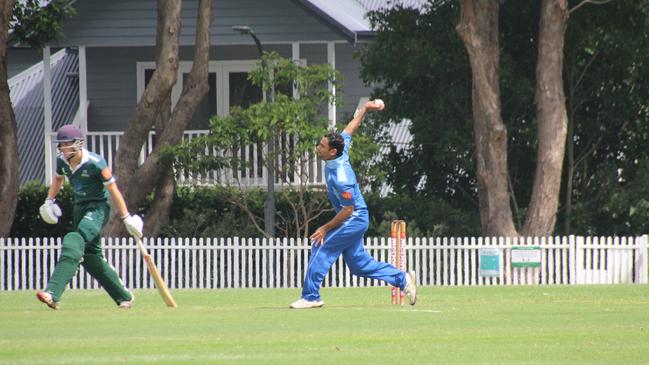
[343,99,384,136]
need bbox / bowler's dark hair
[325,132,344,158]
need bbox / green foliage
[163,52,348,237]
[11,182,480,238]
[10,181,74,238]
[160,187,481,238]
[558,1,649,234]
[338,114,390,192]
[360,1,649,235]
[569,158,649,235]
[143,185,335,238]
[159,186,479,238]
[163,52,343,178]
[159,186,265,238]
[359,3,478,213]
[10,0,76,48]
[365,191,480,237]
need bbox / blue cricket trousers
[301,209,407,301]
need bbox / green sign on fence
[511,246,541,268]
[479,248,501,277]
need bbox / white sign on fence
[511,246,542,268]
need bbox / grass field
[1,285,649,364]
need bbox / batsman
[36,125,143,310]
[290,99,417,309]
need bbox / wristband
[121,213,131,221]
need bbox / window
[138,60,294,130]
[229,72,262,109]
[185,72,217,130]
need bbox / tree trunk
[103,0,181,237]
[457,0,517,237]
[0,0,19,238]
[144,166,176,236]
[522,0,569,236]
[104,0,212,237]
[564,40,599,235]
[130,0,211,227]
[128,0,211,208]
[115,0,180,187]
[564,75,575,235]
[144,90,173,237]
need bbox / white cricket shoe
[36,291,59,310]
[118,293,135,309]
[403,271,417,305]
[289,298,325,309]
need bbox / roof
[353,97,414,196]
[9,48,79,184]
[354,0,430,12]
[295,0,429,43]
[295,0,373,42]
[378,118,413,196]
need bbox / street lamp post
[233,26,276,238]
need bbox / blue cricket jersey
[324,132,368,212]
[300,132,406,302]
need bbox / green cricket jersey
[55,148,114,203]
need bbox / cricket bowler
[36,125,143,310]
[290,99,417,309]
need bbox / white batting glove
[122,214,143,239]
[39,198,62,224]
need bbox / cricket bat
[136,237,177,307]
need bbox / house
[8,0,424,187]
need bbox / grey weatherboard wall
[8,0,426,185]
[52,0,374,130]
[51,0,356,47]
[9,0,379,184]
[85,42,368,132]
[85,44,295,131]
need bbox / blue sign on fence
[479,248,501,277]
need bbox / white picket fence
[0,236,647,291]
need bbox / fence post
[0,238,5,290]
[569,235,576,284]
[636,235,648,284]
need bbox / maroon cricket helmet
[53,125,84,143]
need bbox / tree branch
[225,192,268,238]
[508,172,521,229]
[574,51,599,91]
[569,0,615,15]
[574,137,602,168]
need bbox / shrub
[11,183,480,238]
[11,181,74,238]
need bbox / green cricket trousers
[45,201,132,305]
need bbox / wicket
[390,220,407,305]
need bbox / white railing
[49,130,325,188]
[1,236,646,291]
